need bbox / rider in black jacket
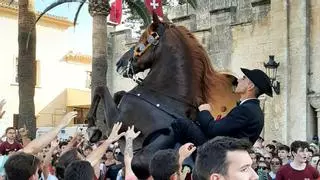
[172,68,273,145]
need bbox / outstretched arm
[178,143,196,175]
[86,122,125,167]
[124,126,141,178]
[22,111,77,155]
[0,99,6,119]
[43,138,59,179]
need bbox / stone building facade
[106,0,320,144]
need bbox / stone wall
[106,0,320,144]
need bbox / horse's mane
[141,22,239,116]
[174,26,239,114]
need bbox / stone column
[287,0,310,143]
[317,109,320,138]
[309,93,320,139]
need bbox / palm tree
[36,0,197,135]
[17,0,37,138]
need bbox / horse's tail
[87,86,120,143]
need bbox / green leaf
[124,0,151,26]
[35,0,85,24]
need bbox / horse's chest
[119,91,189,120]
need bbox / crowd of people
[0,118,319,180]
[0,67,319,180]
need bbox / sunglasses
[271,161,280,165]
[265,157,271,159]
[258,166,269,170]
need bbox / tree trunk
[91,15,108,136]
[18,0,36,139]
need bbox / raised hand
[107,122,125,143]
[125,126,141,140]
[50,138,59,149]
[59,111,78,128]
[178,142,196,163]
[0,99,6,118]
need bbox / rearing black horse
[87,14,239,175]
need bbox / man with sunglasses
[172,68,273,145]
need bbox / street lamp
[264,55,280,95]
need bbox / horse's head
[116,14,168,78]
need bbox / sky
[34,0,180,55]
[35,1,126,55]
[36,1,95,54]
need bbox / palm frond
[35,0,84,24]
[186,0,197,9]
[73,0,86,27]
[124,0,151,26]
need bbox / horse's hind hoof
[87,126,102,143]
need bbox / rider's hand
[198,104,212,112]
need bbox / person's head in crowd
[59,141,69,152]
[265,144,276,154]
[312,135,319,145]
[257,161,270,174]
[271,140,278,146]
[131,149,153,180]
[194,136,258,180]
[4,152,40,180]
[5,127,16,141]
[310,143,319,154]
[83,145,93,157]
[64,160,94,180]
[307,147,314,162]
[278,144,290,162]
[105,149,115,161]
[290,140,309,164]
[150,149,179,180]
[249,150,258,170]
[270,156,282,173]
[264,152,272,163]
[316,158,320,173]
[255,153,263,162]
[258,155,265,162]
[310,153,320,168]
[253,137,264,149]
[56,148,85,179]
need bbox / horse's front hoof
[87,126,102,143]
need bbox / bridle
[126,28,162,85]
[123,24,198,110]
